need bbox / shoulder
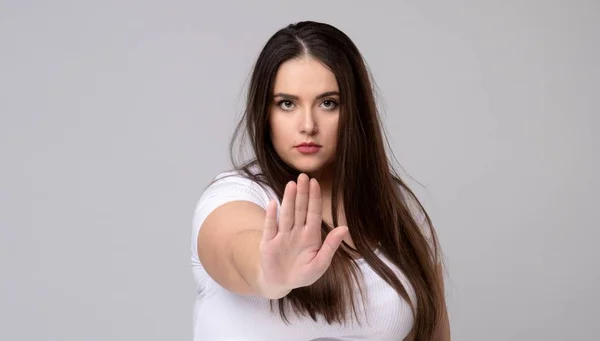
[190,166,277,259]
[195,167,274,212]
[193,165,278,229]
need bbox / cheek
[325,118,339,142]
[268,116,289,149]
[271,113,294,131]
[268,117,281,140]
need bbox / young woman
[191,21,450,341]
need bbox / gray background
[1,1,598,340]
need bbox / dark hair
[229,21,444,340]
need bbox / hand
[257,173,349,299]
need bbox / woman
[191,21,450,340]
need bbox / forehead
[272,57,339,95]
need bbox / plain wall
[1,1,598,340]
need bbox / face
[269,56,340,177]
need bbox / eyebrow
[272,91,340,101]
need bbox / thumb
[312,226,349,271]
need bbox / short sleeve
[190,172,271,263]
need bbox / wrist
[255,266,292,299]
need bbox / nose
[300,108,318,135]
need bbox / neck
[308,164,355,250]
[308,164,335,198]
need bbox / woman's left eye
[321,99,338,109]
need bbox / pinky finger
[262,200,278,241]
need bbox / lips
[296,143,321,154]
[295,142,321,147]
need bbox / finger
[305,178,322,230]
[312,226,348,271]
[262,200,278,241]
[294,173,310,228]
[278,181,296,233]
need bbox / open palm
[259,173,348,294]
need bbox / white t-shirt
[191,168,427,341]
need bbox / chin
[287,159,333,176]
[291,164,323,174]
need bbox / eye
[321,99,338,110]
[277,100,295,111]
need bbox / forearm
[229,230,290,299]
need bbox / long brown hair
[228,21,444,340]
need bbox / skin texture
[269,56,339,182]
